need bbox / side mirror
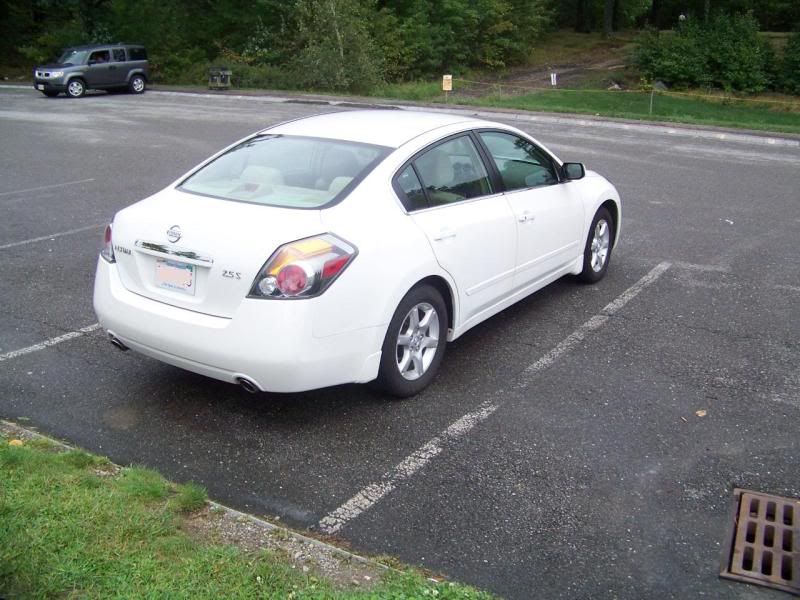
[88,60,97,66]
[562,162,585,181]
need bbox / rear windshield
[179,135,391,209]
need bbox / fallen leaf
[8,439,24,446]
[680,416,688,423]
[695,409,707,417]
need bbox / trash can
[208,66,232,91]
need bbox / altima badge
[166,225,182,243]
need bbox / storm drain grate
[721,488,799,595]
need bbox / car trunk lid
[111,188,324,318]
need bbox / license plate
[155,259,195,295]
[36,84,44,91]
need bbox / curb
[0,419,388,574]
[3,82,798,148]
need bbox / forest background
[2,0,799,96]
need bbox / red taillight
[276,264,310,295]
[248,234,357,300]
[100,223,115,263]
[322,255,349,279]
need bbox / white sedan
[94,110,620,397]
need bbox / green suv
[33,43,149,98]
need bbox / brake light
[248,234,356,299]
[100,223,115,263]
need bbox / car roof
[62,43,144,51]
[265,110,490,149]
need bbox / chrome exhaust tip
[236,377,260,394]
[109,334,129,352]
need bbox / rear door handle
[432,228,457,241]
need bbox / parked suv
[33,43,149,98]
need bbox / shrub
[781,31,800,94]
[634,13,774,92]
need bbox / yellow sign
[442,74,453,92]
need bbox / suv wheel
[129,75,146,94]
[66,79,85,98]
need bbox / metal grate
[721,488,799,595]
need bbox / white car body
[94,110,621,394]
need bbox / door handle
[432,228,457,241]
[518,211,535,224]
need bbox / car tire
[376,284,448,398]
[42,90,59,98]
[578,207,614,283]
[66,79,85,98]
[129,75,146,94]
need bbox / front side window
[413,135,492,207]
[179,135,390,209]
[479,131,558,190]
[89,50,111,64]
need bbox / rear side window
[128,47,148,61]
[412,135,492,207]
[479,131,558,190]
[112,48,126,62]
[396,166,427,211]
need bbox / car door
[85,49,113,86]
[397,134,517,326]
[108,48,127,85]
[478,130,584,288]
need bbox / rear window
[128,47,147,60]
[179,135,391,209]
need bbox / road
[1,86,798,599]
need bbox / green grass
[0,434,493,599]
[449,89,800,134]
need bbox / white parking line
[318,262,672,534]
[0,178,95,197]
[0,224,105,251]
[0,324,101,363]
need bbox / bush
[635,13,775,92]
[781,31,800,94]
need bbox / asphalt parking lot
[1,86,798,599]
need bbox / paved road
[1,87,799,599]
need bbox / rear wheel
[376,285,448,398]
[578,207,613,283]
[129,75,146,94]
[66,79,85,98]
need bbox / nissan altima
[93,110,621,397]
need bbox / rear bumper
[93,258,383,393]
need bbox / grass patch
[370,80,442,102]
[450,89,800,134]
[0,437,493,599]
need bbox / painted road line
[516,261,671,386]
[318,401,499,535]
[0,224,105,251]
[318,262,673,535]
[0,178,95,197]
[0,324,101,363]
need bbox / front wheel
[129,75,146,94]
[376,285,448,398]
[66,79,85,98]
[578,207,613,283]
